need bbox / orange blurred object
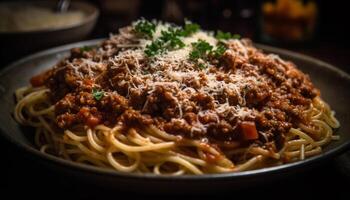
[240,121,259,140]
[261,0,318,42]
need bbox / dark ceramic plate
[0,40,349,193]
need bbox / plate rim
[1,39,350,181]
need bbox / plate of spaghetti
[1,19,350,192]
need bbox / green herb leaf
[215,31,231,40]
[80,46,92,52]
[159,27,185,49]
[189,39,213,61]
[144,40,164,57]
[92,88,104,101]
[231,34,241,39]
[190,40,227,69]
[181,20,200,36]
[134,19,156,38]
[215,30,241,40]
[211,44,227,58]
[198,63,206,69]
[189,40,215,69]
[141,19,202,57]
[144,26,186,57]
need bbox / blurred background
[0,0,349,72]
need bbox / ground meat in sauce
[37,26,319,150]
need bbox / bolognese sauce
[37,25,317,150]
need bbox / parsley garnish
[211,44,227,58]
[143,19,200,57]
[134,19,156,38]
[198,63,206,69]
[189,40,227,69]
[80,46,92,52]
[189,40,213,69]
[215,30,240,40]
[145,27,186,57]
[92,88,104,101]
[145,40,164,57]
[159,27,185,49]
[181,20,200,37]
[189,39,213,61]
[136,18,229,60]
[232,34,241,39]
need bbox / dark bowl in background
[0,1,99,65]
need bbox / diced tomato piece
[83,79,94,86]
[240,121,259,140]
